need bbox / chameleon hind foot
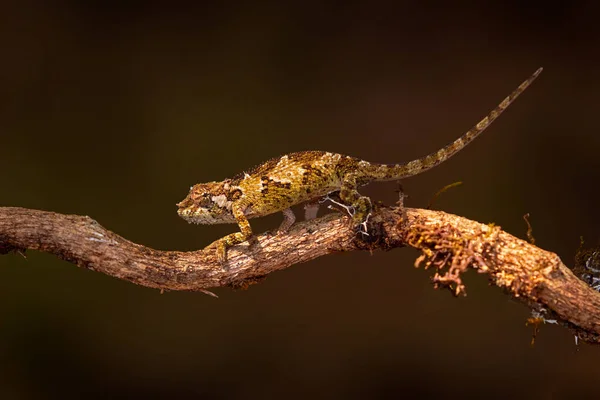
[326,193,374,237]
[347,196,373,237]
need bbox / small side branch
[1,206,599,343]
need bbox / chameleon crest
[178,68,542,262]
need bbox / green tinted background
[1,1,600,398]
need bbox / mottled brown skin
[178,68,542,262]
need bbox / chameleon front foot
[210,231,253,263]
[214,239,229,263]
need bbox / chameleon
[177,68,542,262]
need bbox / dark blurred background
[1,1,599,398]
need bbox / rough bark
[1,206,599,343]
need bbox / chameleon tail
[370,67,542,181]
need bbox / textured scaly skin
[177,68,542,262]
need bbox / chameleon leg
[340,175,372,234]
[278,208,296,232]
[303,199,320,220]
[213,203,253,262]
[304,192,338,220]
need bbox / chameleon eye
[198,197,213,208]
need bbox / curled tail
[369,67,542,181]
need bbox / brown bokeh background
[1,1,600,398]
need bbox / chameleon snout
[176,196,193,210]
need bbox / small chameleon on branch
[177,68,542,262]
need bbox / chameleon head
[176,181,240,224]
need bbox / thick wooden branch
[1,206,599,343]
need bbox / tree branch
[1,205,599,343]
